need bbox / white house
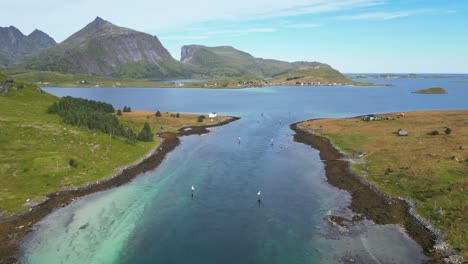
[208,112,217,118]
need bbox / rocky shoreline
[290,121,458,264]
[0,116,239,264]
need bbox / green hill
[180,45,332,78]
[0,72,163,217]
[271,66,357,85]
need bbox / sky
[1,0,467,73]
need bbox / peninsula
[293,110,467,261]
[0,71,239,263]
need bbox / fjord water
[21,76,468,263]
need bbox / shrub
[429,130,439,136]
[176,113,180,118]
[69,159,78,168]
[444,127,452,135]
[197,115,205,122]
[117,109,122,116]
[125,128,137,144]
[155,110,161,117]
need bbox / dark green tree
[155,110,161,117]
[176,113,180,118]
[137,122,154,142]
[117,109,122,116]
[444,127,452,135]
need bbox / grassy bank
[0,77,228,218]
[4,69,166,88]
[118,111,230,133]
[297,110,467,258]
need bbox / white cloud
[337,9,433,20]
[161,27,275,40]
[0,0,382,42]
[206,28,276,35]
[160,35,209,40]
[282,23,322,29]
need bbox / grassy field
[118,111,231,134]
[3,69,263,89]
[0,77,227,218]
[412,87,448,94]
[4,69,168,88]
[298,111,468,258]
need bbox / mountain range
[22,17,190,79]
[3,17,352,83]
[0,26,56,66]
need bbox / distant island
[349,73,461,79]
[412,87,448,94]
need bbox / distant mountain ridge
[180,44,330,78]
[0,26,56,66]
[14,17,352,83]
[22,17,190,78]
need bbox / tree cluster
[48,97,135,141]
[123,106,132,112]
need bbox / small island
[412,87,448,94]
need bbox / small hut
[208,112,217,122]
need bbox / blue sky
[1,0,467,73]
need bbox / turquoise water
[21,77,468,263]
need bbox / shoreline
[39,82,387,89]
[290,121,450,263]
[0,116,240,264]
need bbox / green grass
[4,69,167,87]
[412,87,448,94]
[0,81,161,216]
[0,73,233,217]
